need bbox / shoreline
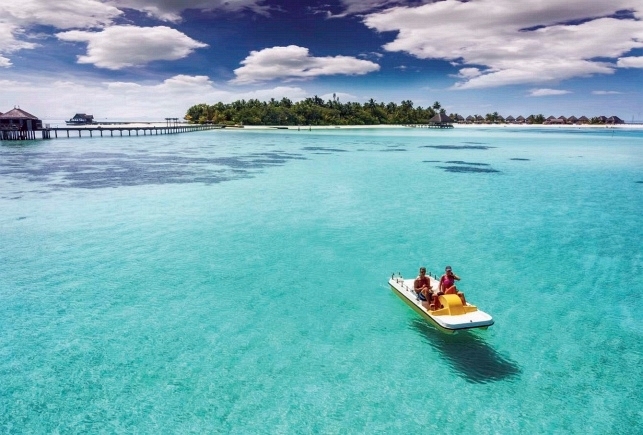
[232,123,643,131]
[41,121,643,130]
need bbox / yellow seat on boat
[438,294,465,315]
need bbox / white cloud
[0,1,121,29]
[363,0,643,89]
[529,88,571,97]
[617,56,643,68]
[0,74,309,120]
[453,67,482,79]
[592,90,623,95]
[334,0,417,17]
[231,45,380,84]
[56,25,208,69]
[109,0,271,22]
[0,0,265,65]
[0,1,118,66]
[0,21,38,66]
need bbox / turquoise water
[1,127,642,433]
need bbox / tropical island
[184,97,624,126]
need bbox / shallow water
[1,127,642,433]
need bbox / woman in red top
[439,265,467,305]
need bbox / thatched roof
[429,112,454,124]
[0,107,39,120]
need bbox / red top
[414,275,431,290]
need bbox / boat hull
[389,276,494,332]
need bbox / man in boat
[414,267,439,308]
[439,266,467,305]
[414,267,431,300]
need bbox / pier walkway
[403,123,454,129]
[1,124,222,141]
[46,124,222,139]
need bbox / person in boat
[414,267,442,310]
[439,265,467,305]
[413,267,433,302]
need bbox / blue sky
[1,0,643,122]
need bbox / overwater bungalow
[0,107,43,140]
[428,112,454,128]
[67,113,95,125]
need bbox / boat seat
[437,294,466,315]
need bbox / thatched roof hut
[429,112,454,125]
[0,107,42,131]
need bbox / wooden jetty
[403,123,454,129]
[46,123,221,139]
[1,123,222,141]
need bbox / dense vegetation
[184,97,617,126]
[184,96,443,126]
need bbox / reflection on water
[410,319,521,384]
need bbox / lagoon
[1,127,642,433]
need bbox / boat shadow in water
[410,319,521,384]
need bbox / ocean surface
[1,126,642,434]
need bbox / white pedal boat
[389,272,494,332]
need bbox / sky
[1,0,643,122]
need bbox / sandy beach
[43,121,643,131]
[232,123,643,131]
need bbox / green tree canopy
[185,98,437,126]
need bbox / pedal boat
[388,273,494,332]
